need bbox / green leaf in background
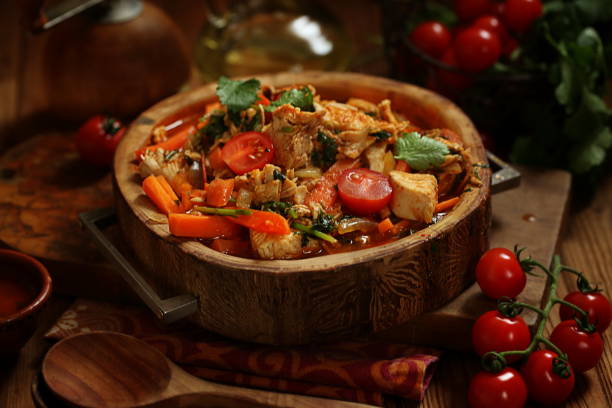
[216,76,261,114]
[394,132,449,171]
[569,127,612,173]
[575,0,612,24]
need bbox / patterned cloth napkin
[45,299,441,406]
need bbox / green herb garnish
[200,111,228,141]
[394,132,449,171]
[311,131,338,168]
[216,76,261,114]
[369,130,392,140]
[292,222,338,244]
[266,87,314,112]
[193,206,252,217]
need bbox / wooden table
[1,1,610,406]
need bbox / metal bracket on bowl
[488,150,521,194]
[79,208,197,324]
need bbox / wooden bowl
[0,249,52,356]
[114,72,491,345]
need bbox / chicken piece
[289,204,311,218]
[254,180,282,203]
[346,97,378,115]
[377,99,399,124]
[293,185,309,204]
[389,171,438,223]
[234,164,284,205]
[138,149,182,181]
[382,151,396,176]
[364,142,387,173]
[250,230,303,260]
[280,178,297,199]
[235,188,253,208]
[268,104,325,169]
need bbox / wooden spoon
[42,331,371,408]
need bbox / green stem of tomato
[511,301,547,317]
[553,298,588,317]
[560,265,583,278]
[490,255,570,367]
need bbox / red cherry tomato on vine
[550,319,604,373]
[468,367,527,408]
[454,27,501,72]
[521,350,575,406]
[559,291,612,333]
[454,0,493,22]
[476,248,526,299]
[337,168,392,216]
[409,21,452,59]
[75,115,126,167]
[503,0,542,34]
[473,15,509,45]
[436,48,473,92]
[472,310,531,362]
[221,131,274,175]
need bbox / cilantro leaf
[394,132,449,171]
[266,87,314,112]
[200,111,227,141]
[311,131,337,168]
[216,76,260,114]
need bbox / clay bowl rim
[0,249,52,324]
[114,71,491,274]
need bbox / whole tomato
[476,248,526,299]
[521,350,575,406]
[453,27,501,72]
[472,15,509,46]
[409,21,452,59]
[436,48,473,93]
[550,320,604,373]
[559,291,612,332]
[504,0,543,34]
[468,367,527,408]
[472,310,531,362]
[75,115,126,167]
[454,0,493,22]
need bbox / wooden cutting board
[0,133,571,350]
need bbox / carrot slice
[206,178,235,207]
[305,159,360,211]
[227,209,291,234]
[168,213,243,239]
[208,147,227,171]
[180,189,206,212]
[377,218,394,235]
[134,125,193,159]
[435,197,460,213]
[394,160,410,172]
[142,175,180,215]
[170,173,193,197]
[156,175,178,201]
[211,239,252,257]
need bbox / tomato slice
[337,168,393,215]
[221,131,274,175]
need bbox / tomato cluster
[469,247,611,407]
[408,0,542,92]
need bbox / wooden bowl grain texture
[114,72,491,345]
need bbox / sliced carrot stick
[170,173,193,196]
[210,238,252,257]
[134,125,193,159]
[226,209,291,234]
[208,147,226,171]
[142,175,179,215]
[156,175,178,201]
[394,160,410,172]
[377,218,394,235]
[180,189,206,212]
[206,178,235,207]
[168,213,243,239]
[435,196,460,213]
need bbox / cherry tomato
[409,21,452,59]
[75,115,126,167]
[453,27,501,72]
[436,48,473,92]
[472,310,531,362]
[337,168,392,216]
[476,248,526,299]
[221,131,274,175]
[502,36,519,58]
[468,368,527,408]
[454,0,493,22]
[504,0,542,34]
[521,350,575,406]
[559,291,612,333]
[550,320,604,373]
[473,15,509,45]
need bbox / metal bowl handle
[79,208,197,323]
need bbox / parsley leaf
[216,76,261,114]
[311,131,338,168]
[394,132,449,171]
[266,87,314,112]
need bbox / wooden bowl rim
[114,71,490,274]
[0,249,52,324]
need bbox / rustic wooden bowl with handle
[113,71,491,345]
